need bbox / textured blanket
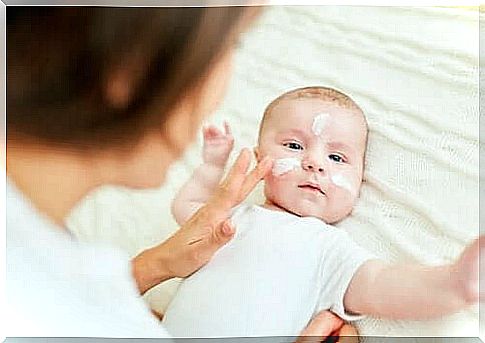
[68,6,480,339]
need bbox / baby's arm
[171,122,234,226]
[343,237,483,320]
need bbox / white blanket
[68,6,480,339]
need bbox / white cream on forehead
[311,112,331,136]
[272,157,301,176]
[331,174,353,193]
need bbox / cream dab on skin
[331,174,353,193]
[311,112,330,136]
[272,157,301,176]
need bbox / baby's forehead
[260,96,368,152]
[268,97,367,130]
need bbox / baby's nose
[302,159,325,173]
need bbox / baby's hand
[452,236,485,304]
[203,121,234,167]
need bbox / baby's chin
[285,204,351,225]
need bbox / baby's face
[256,97,367,223]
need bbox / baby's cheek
[330,171,361,197]
[326,173,361,221]
[264,176,300,210]
[325,202,354,223]
[330,174,352,194]
[265,175,288,197]
[271,157,302,177]
[263,175,284,200]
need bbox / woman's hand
[133,149,273,294]
[296,311,358,343]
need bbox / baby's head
[255,86,368,224]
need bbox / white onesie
[163,204,375,338]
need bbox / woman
[6,6,354,341]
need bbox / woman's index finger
[223,148,251,186]
[237,157,273,202]
[209,148,252,210]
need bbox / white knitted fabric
[67,6,479,339]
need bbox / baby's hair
[258,86,368,142]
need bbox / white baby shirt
[163,204,375,338]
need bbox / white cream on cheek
[311,112,330,136]
[272,157,302,176]
[331,174,353,194]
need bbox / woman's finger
[237,156,273,203]
[336,324,359,343]
[224,148,251,184]
[209,219,235,247]
[211,148,251,209]
[296,311,344,343]
[211,151,272,210]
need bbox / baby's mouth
[298,182,325,196]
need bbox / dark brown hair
[7,6,258,150]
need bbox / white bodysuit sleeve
[316,228,377,322]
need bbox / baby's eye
[329,154,346,163]
[283,142,303,150]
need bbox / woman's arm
[133,149,273,294]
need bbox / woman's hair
[7,6,257,150]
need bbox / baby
[163,86,482,337]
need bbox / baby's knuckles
[450,239,480,304]
[450,263,477,305]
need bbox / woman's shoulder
[6,179,170,338]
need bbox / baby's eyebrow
[278,128,308,138]
[326,141,355,154]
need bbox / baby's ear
[253,147,260,162]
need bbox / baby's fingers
[203,125,224,139]
[223,121,232,136]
